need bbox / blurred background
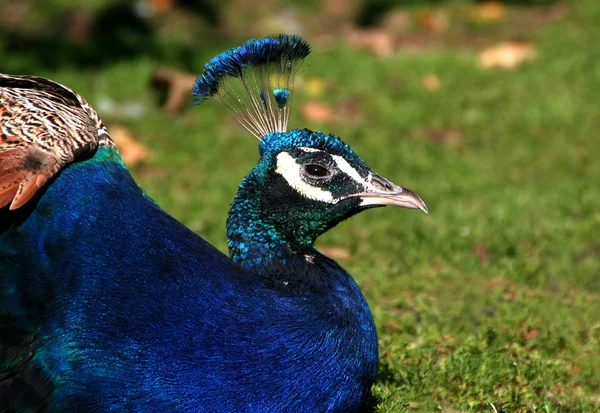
[1,0,598,411]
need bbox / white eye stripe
[299,148,369,188]
[330,155,375,191]
[275,150,375,204]
[275,152,334,203]
[298,147,321,153]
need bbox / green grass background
[3,0,599,411]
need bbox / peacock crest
[192,34,310,140]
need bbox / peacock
[0,35,427,412]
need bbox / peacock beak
[344,172,428,214]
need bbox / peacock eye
[304,164,330,178]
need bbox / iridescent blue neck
[226,171,299,276]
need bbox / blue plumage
[272,88,290,109]
[1,146,378,412]
[0,35,427,412]
[191,35,310,103]
[191,35,310,139]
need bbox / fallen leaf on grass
[416,10,450,33]
[472,243,489,264]
[470,1,505,23]
[108,125,151,167]
[428,127,463,147]
[152,66,197,114]
[479,41,537,69]
[345,29,394,57]
[408,338,423,349]
[381,10,412,35]
[421,74,441,91]
[323,0,354,19]
[318,246,351,260]
[384,320,400,332]
[336,97,365,125]
[484,276,512,289]
[431,261,445,272]
[151,0,175,15]
[521,323,540,340]
[302,101,335,123]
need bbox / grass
[3,0,599,411]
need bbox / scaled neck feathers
[226,169,326,281]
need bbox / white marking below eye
[275,152,334,203]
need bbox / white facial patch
[275,152,334,203]
[276,149,385,205]
[330,155,368,188]
[300,148,370,190]
[299,147,321,153]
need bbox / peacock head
[244,128,426,245]
[193,35,427,257]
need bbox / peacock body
[0,35,426,412]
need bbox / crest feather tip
[192,34,311,139]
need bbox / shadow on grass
[360,360,412,413]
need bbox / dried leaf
[416,11,449,33]
[67,10,93,44]
[318,246,351,260]
[431,261,445,272]
[521,323,540,340]
[324,0,354,19]
[152,66,197,115]
[336,97,365,125]
[381,10,412,35]
[428,127,463,147]
[384,320,400,332]
[345,29,394,57]
[152,0,175,15]
[484,276,512,289]
[421,74,441,91]
[108,125,151,167]
[525,328,540,340]
[302,101,335,123]
[479,42,537,69]
[471,1,505,23]
[408,338,423,349]
[472,243,489,264]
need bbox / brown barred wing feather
[0,74,114,210]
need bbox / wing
[0,74,114,210]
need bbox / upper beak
[343,172,428,214]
